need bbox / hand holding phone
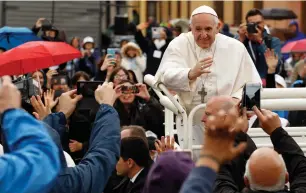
[77,81,104,97]
[76,81,104,111]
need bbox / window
[147,1,157,19]
[214,1,224,21]
[116,1,127,16]
[234,1,242,25]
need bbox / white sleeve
[155,40,197,92]
[231,46,262,99]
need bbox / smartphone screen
[51,75,68,86]
[107,48,120,59]
[121,85,139,94]
[242,83,261,111]
[152,27,162,39]
[77,81,103,111]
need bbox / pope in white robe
[155,5,262,146]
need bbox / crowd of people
[1,4,306,193]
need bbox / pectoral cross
[198,86,207,103]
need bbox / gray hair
[244,155,287,192]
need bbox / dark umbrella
[260,8,297,20]
[0,26,41,50]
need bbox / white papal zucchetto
[190,5,218,23]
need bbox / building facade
[127,1,306,33]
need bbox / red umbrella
[0,41,81,76]
[281,39,306,54]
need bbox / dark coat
[114,97,165,139]
[112,161,153,193]
[213,127,306,193]
[213,132,257,193]
[134,30,170,76]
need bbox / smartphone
[242,83,261,112]
[51,75,68,86]
[77,81,103,111]
[152,27,162,39]
[77,81,103,98]
[264,36,273,50]
[107,48,120,59]
[246,23,258,34]
[121,85,139,94]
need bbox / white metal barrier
[144,75,306,152]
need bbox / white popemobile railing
[144,75,306,155]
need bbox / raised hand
[155,136,175,155]
[188,57,213,80]
[135,83,150,101]
[265,49,278,74]
[201,108,247,164]
[58,89,82,119]
[35,18,46,28]
[95,82,117,106]
[101,54,117,71]
[31,95,51,120]
[253,106,281,135]
[136,22,149,31]
[0,76,21,113]
[44,89,59,110]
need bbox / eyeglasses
[114,74,128,80]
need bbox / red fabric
[0,41,81,76]
[261,78,266,87]
[281,39,306,53]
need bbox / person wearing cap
[32,18,61,42]
[78,36,102,78]
[155,5,261,145]
[143,151,194,193]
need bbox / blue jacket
[49,104,121,193]
[240,31,282,78]
[180,166,217,193]
[0,109,61,193]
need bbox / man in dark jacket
[113,137,153,193]
[181,107,306,193]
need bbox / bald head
[202,96,238,128]
[206,96,237,113]
[245,148,288,191]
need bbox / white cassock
[155,32,261,146]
